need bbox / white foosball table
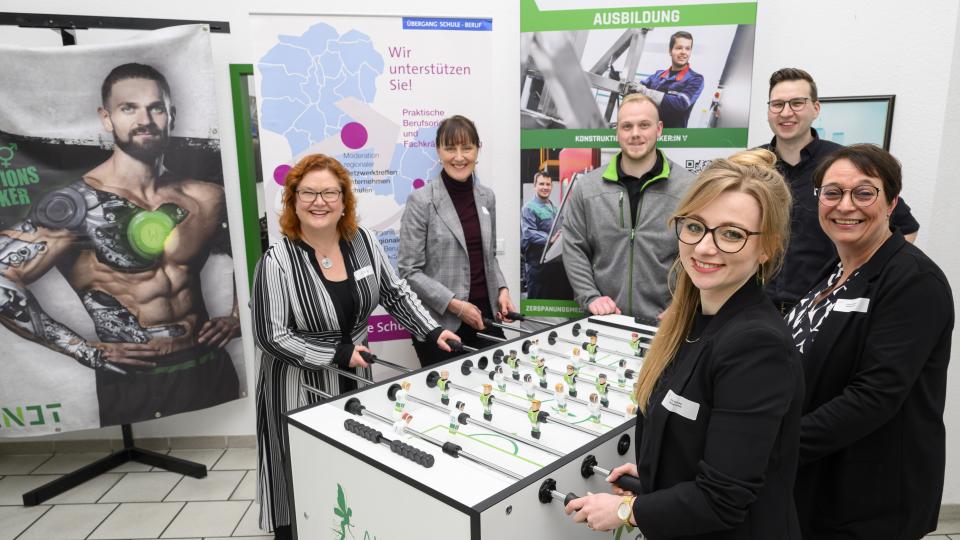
[285,314,656,539]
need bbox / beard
[114,127,167,164]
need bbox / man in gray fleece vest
[562,93,695,322]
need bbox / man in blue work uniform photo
[635,31,704,128]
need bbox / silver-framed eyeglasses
[815,185,882,207]
[675,216,762,254]
[296,189,342,204]
[767,97,812,113]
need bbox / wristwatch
[617,495,635,527]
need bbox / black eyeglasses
[296,189,342,203]
[815,185,881,207]
[767,97,812,113]
[675,216,761,254]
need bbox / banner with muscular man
[0,25,244,435]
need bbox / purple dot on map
[341,122,368,149]
[413,178,425,189]
[273,164,291,186]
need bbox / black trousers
[412,299,504,368]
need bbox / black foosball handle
[359,351,378,363]
[388,439,435,468]
[611,474,644,494]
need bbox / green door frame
[229,63,262,291]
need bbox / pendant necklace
[320,255,333,270]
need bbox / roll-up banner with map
[519,0,757,318]
[251,14,494,341]
[0,25,245,436]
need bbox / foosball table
[285,314,656,539]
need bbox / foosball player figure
[393,411,413,435]
[626,403,638,418]
[570,346,583,376]
[629,332,642,357]
[588,393,601,424]
[586,334,599,363]
[595,372,610,408]
[528,399,546,439]
[616,358,628,387]
[554,382,567,413]
[522,373,536,400]
[448,401,466,434]
[630,381,640,407]
[534,356,548,388]
[505,349,520,380]
[528,338,540,360]
[393,380,411,418]
[563,364,578,397]
[437,370,451,406]
[492,365,507,392]
[480,383,495,421]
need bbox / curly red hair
[278,154,359,242]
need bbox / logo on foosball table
[333,483,384,539]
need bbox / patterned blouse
[785,263,860,354]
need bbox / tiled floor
[1,448,958,539]
[0,448,272,540]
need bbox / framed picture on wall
[813,95,896,150]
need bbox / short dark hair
[812,144,902,204]
[768,67,818,101]
[533,170,552,183]
[101,63,172,107]
[435,115,480,148]
[669,31,693,50]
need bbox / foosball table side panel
[287,421,476,539]
[478,423,638,540]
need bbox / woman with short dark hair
[398,115,516,366]
[787,144,953,539]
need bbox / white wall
[3,0,960,507]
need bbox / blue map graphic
[259,22,442,229]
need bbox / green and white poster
[519,0,758,317]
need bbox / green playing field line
[423,424,545,468]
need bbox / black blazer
[794,231,954,539]
[631,279,804,540]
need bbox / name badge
[481,206,490,215]
[834,297,869,313]
[661,389,700,421]
[354,266,374,280]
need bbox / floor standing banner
[0,25,245,435]
[251,13,494,342]
[519,0,757,318]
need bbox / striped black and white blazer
[251,226,440,531]
[252,226,439,387]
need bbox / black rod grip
[611,473,644,494]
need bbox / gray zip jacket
[562,150,695,321]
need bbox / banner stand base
[20,424,207,506]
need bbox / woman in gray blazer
[398,115,516,366]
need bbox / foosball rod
[476,332,507,343]
[344,397,523,481]
[475,356,626,418]
[508,348,636,398]
[571,322,654,349]
[535,348,637,394]
[506,311,553,328]
[580,454,643,494]
[538,478,579,506]
[387,385,564,457]
[342,418,435,468]
[359,351,412,374]
[302,384,333,399]
[482,317,535,335]
[546,331,637,361]
[433,367,600,437]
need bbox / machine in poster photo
[0,26,243,434]
[521,23,755,130]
